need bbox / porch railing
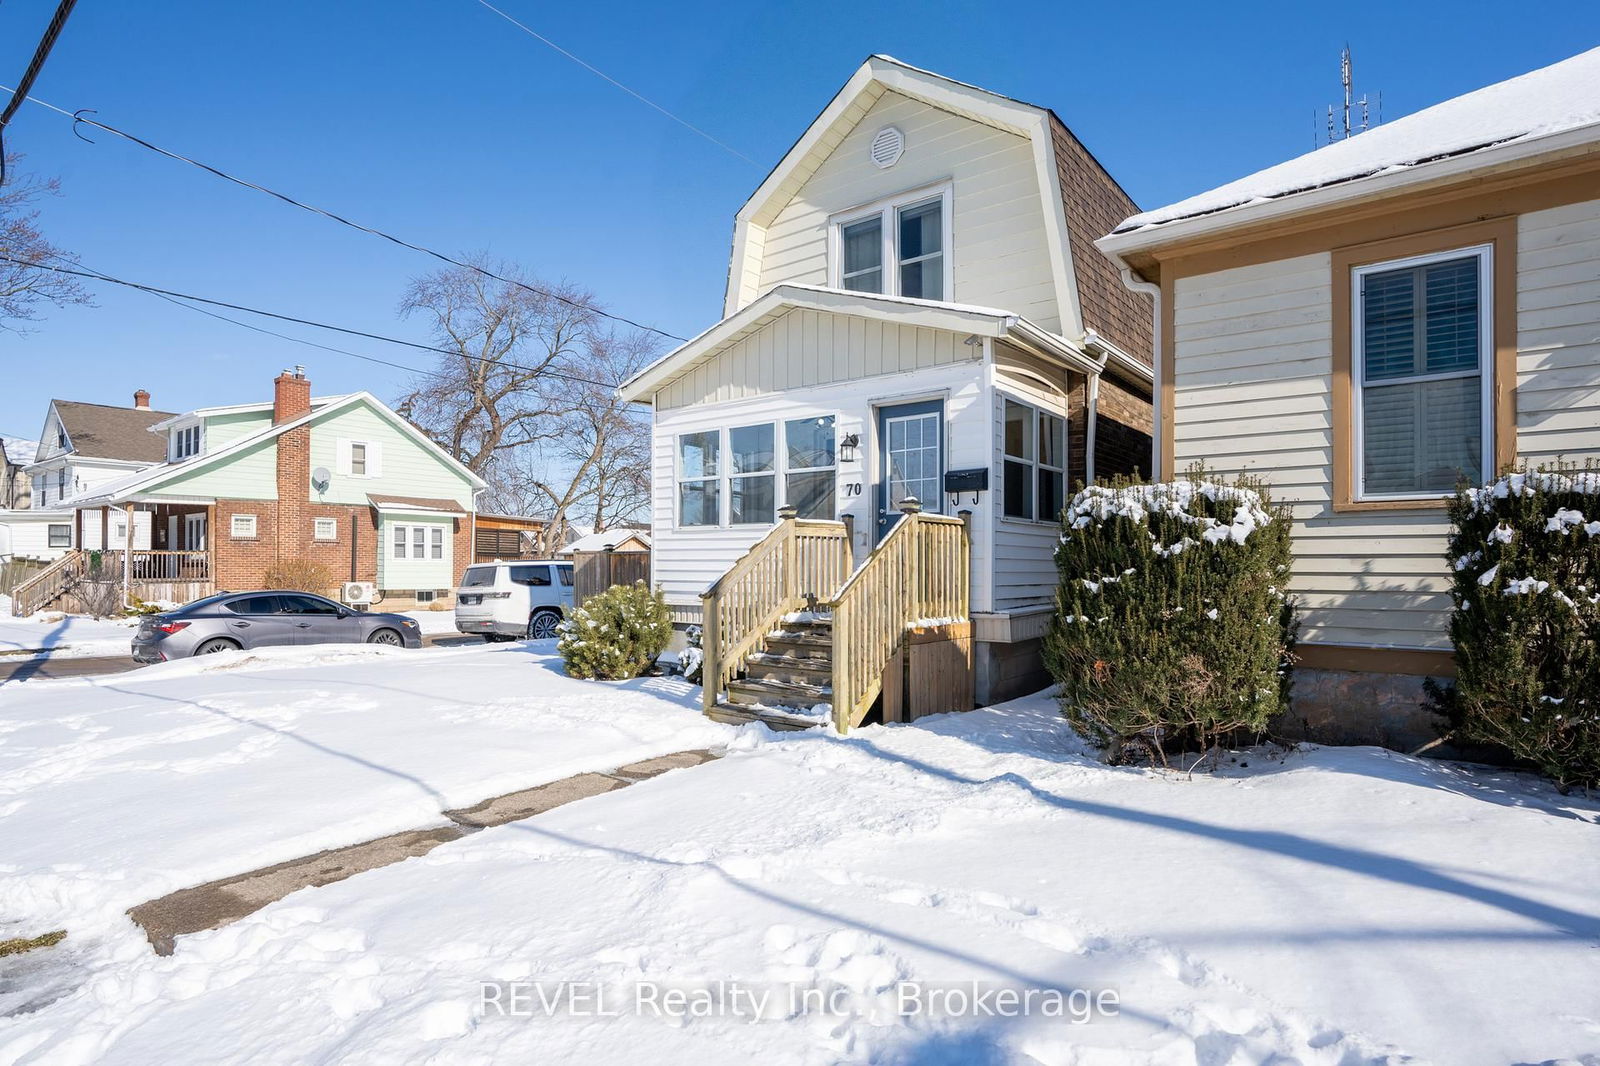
[9,551,87,616]
[107,550,212,582]
[826,505,970,731]
[699,514,852,711]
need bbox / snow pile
[3,692,1596,1064]
[0,597,137,659]
[1120,46,1600,232]
[1066,480,1274,546]
[1466,468,1600,514]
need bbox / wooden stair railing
[826,502,970,732]
[700,511,851,712]
[9,550,87,617]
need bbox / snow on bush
[679,624,705,685]
[1428,461,1600,789]
[1045,471,1297,763]
[557,581,673,681]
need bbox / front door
[875,400,944,543]
[184,513,207,551]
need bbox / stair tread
[747,651,831,668]
[726,677,832,698]
[765,631,832,645]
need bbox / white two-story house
[620,56,1155,722]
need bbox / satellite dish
[311,467,332,493]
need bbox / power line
[2,254,626,392]
[0,85,689,343]
[0,0,80,188]
[471,0,759,168]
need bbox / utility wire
[2,254,626,391]
[0,85,689,343]
[0,0,80,187]
[471,0,759,167]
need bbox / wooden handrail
[10,550,87,616]
[699,515,851,711]
[826,510,969,732]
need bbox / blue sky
[1,0,1595,436]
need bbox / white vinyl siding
[1517,198,1600,464]
[1172,253,1453,651]
[990,342,1072,611]
[655,309,981,411]
[749,90,1061,331]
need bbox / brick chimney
[273,366,311,424]
[133,389,151,410]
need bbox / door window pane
[841,217,883,293]
[227,595,282,615]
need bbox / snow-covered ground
[0,597,137,661]
[3,672,1596,1065]
[0,642,730,950]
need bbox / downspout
[1117,267,1163,480]
[469,487,485,568]
[1085,375,1099,486]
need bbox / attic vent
[869,126,904,169]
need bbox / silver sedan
[131,591,423,662]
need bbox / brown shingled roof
[1049,116,1154,368]
[53,400,176,463]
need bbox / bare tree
[0,153,90,331]
[395,259,659,546]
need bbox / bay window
[831,187,950,300]
[1002,399,1067,522]
[1354,246,1491,498]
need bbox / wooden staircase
[9,551,87,616]
[701,501,971,733]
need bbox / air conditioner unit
[342,581,377,606]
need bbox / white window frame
[350,442,368,477]
[47,523,71,549]
[231,513,258,539]
[338,438,380,479]
[171,423,202,461]
[313,517,338,541]
[392,524,407,559]
[430,527,444,560]
[1351,244,1494,502]
[1000,396,1068,523]
[673,415,840,529]
[827,183,953,301]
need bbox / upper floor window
[351,443,368,476]
[338,438,380,479]
[172,425,201,460]
[831,187,951,301]
[1353,245,1491,499]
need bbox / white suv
[454,560,575,640]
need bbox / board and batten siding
[657,309,980,411]
[1517,197,1600,463]
[651,351,993,617]
[1171,252,1454,651]
[749,90,1061,333]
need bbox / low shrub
[558,581,673,681]
[262,559,335,594]
[679,624,704,685]
[1043,471,1297,763]
[1427,463,1600,789]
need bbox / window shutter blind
[366,443,383,479]
[336,439,351,476]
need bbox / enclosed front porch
[10,501,215,615]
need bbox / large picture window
[1354,246,1491,499]
[1002,399,1067,521]
[674,416,839,528]
[830,187,950,301]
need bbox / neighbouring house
[472,512,548,563]
[2,435,38,509]
[557,529,652,557]
[9,369,487,615]
[25,391,173,511]
[619,56,1155,729]
[1096,46,1600,748]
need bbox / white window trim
[1351,243,1494,502]
[391,522,450,561]
[827,182,954,301]
[338,438,381,479]
[47,523,72,549]
[999,394,1068,524]
[674,415,839,530]
[313,517,338,541]
[231,513,258,539]
[170,422,203,461]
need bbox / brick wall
[1094,377,1153,481]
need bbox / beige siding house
[1098,47,1600,746]
[621,56,1155,724]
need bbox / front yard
[1,644,1597,1065]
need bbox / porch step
[744,651,833,686]
[761,632,833,661]
[705,703,824,731]
[725,676,832,714]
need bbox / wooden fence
[572,549,652,607]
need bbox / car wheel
[194,638,240,655]
[367,628,404,646]
[526,610,561,640]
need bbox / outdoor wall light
[839,432,860,463]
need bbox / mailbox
[943,468,989,494]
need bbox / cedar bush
[1043,471,1297,763]
[557,581,673,680]
[262,558,335,594]
[1427,463,1600,789]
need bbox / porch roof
[367,494,467,518]
[617,284,1104,404]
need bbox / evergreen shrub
[557,581,673,680]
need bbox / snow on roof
[1117,46,1600,234]
[2,436,39,466]
[561,529,651,555]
